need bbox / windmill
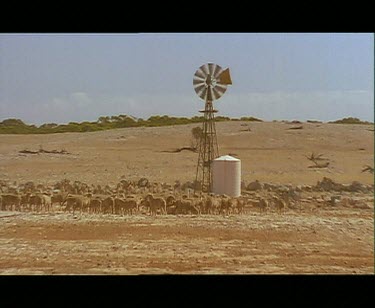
[193,63,232,193]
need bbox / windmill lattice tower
[193,63,232,193]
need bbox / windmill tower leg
[195,100,219,193]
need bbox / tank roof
[214,155,240,161]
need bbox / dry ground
[0,121,373,274]
[0,207,373,275]
[0,121,373,186]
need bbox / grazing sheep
[1,194,21,211]
[273,196,286,214]
[51,192,69,209]
[144,194,167,216]
[219,195,236,215]
[89,198,102,214]
[173,180,181,193]
[79,195,91,213]
[63,196,77,214]
[113,197,124,214]
[234,197,246,214]
[165,195,176,207]
[115,197,138,215]
[72,195,90,215]
[29,194,44,212]
[195,198,205,215]
[258,198,269,213]
[205,195,221,215]
[41,194,52,212]
[101,196,114,214]
[175,198,200,215]
[62,195,88,215]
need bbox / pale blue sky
[0,33,373,125]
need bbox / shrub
[329,117,372,125]
[240,116,263,122]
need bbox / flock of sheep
[0,178,288,216]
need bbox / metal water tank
[212,155,241,197]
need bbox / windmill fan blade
[199,87,208,100]
[212,87,226,100]
[200,64,209,76]
[212,87,222,100]
[211,87,220,100]
[196,64,208,79]
[207,63,215,76]
[213,64,222,79]
[213,83,227,99]
[194,84,206,96]
[195,69,206,80]
[193,77,205,86]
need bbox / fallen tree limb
[308,162,330,168]
[19,149,71,155]
[160,147,198,153]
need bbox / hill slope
[0,121,373,185]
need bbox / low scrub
[0,114,262,135]
[328,117,372,125]
[240,116,263,122]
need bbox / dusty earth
[0,121,373,274]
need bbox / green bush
[240,116,263,122]
[0,118,26,126]
[329,117,372,125]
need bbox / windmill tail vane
[218,68,232,85]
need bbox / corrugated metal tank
[212,155,241,197]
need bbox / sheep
[195,198,205,215]
[62,195,89,215]
[165,195,176,207]
[41,194,52,212]
[235,197,246,214]
[72,195,90,215]
[174,198,200,215]
[113,197,123,215]
[63,195,77,214]
[219,195,236,216]
[205,195,221,215]
[29,194,44,212]
[173,180,181,193]
[1,194,21,211]
[273,196,286,214]
[258,198,269,213]
[114,197,138,215]
[79,195,91,213]
[89,198,102,214]
[51,192,69,209]
[144,194,167,216]
[101,196,114,214]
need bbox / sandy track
[0,208,372,275]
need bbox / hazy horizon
[1,33,373,125]
[0,110,373,126]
